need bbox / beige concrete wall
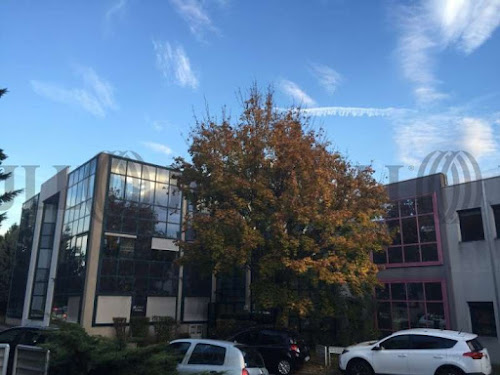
[81,153,109,332]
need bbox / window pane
[120,238,135,256]
[425,283,443,301]
[381,335,411,350]
[377,302,392,329]
[388,246,403,263]
[419,215,436,242]
[384,201,399,219]
[373,250,387,265]
[155,183,169,206]
[142,165,156,181]
[387,220,401,245]
[37,249,52,269]
[421,244,438,262]
[425,303,446,329]
[392,302,409,330]
[168,208,181,224]
[109,174,125,199]
[168,186,182,209]
[166,223,180,239]
[493,205,500,238]
[111,158,127,175]
[400,198,416,217]
[469,302,497,337]
[140,179,155,204]
[154,206,167,222]
[188,344,226,365]
[127,162,142,178]
[404,245,420,263]
[458,208,485,242]
[409,302,426,328]
[376,284,390,300]
[391,283,406,300]
[156,168,170,183]
[155,221,167,236]
[402,217,418,244]
[412,335,457,349]
[407,283,424,300]
[125,177,141,202]
[417,195,434,214]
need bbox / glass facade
[106,157,182,239]
[52,157,97,322]
[29,196,59,319]
[7,194,39,319]
[97,157,183,304]
[374,194,440,266]
[375,281,448,337]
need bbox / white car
[338,328,492,375]
[168,338,270,375]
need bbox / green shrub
[129,316,150,339]
[152,316,177,343]
[43,321,178,375]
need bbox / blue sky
[1,0,500,232]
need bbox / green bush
[42,322,178,375]
[129,316,150,339]
[152,316,177,343]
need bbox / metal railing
[0,344,10,375]
[12,345,49,375]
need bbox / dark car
[229,328,310,375]
[0,326,52,375]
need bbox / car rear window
[188,343,226,366]
[467,339,484,352]
[236,346,265,368]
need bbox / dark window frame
[458,208,485,242]
[468,302,497,337]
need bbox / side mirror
[372,345,382,351]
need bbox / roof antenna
[458,327,463,334]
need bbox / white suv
[339,328,492,375]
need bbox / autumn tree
[175,86,389,326]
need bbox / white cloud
[31,67,117,117]
[460,117,497,157]
[393,112,498,165]
[169,0,217,40]
[106,0,127,21]
[309,63,342,94]
[395,0,500,105]
[280,79,316,106]
[302,106,407,118]
[153,40,199,89]
[142,141,173,155]
[431,0,500,53]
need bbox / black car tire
[276,358,292,375]
[435,366,464,375]
[346,359,374,375]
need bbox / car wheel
[276,359,292,375]
[346,359,374,375]
[435,366,464,375]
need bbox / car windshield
[236,346,265,368]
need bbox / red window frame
[373,193,443,268]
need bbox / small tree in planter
[152,316,178,343]
[129,316,151,345]
[112,317,127,347]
